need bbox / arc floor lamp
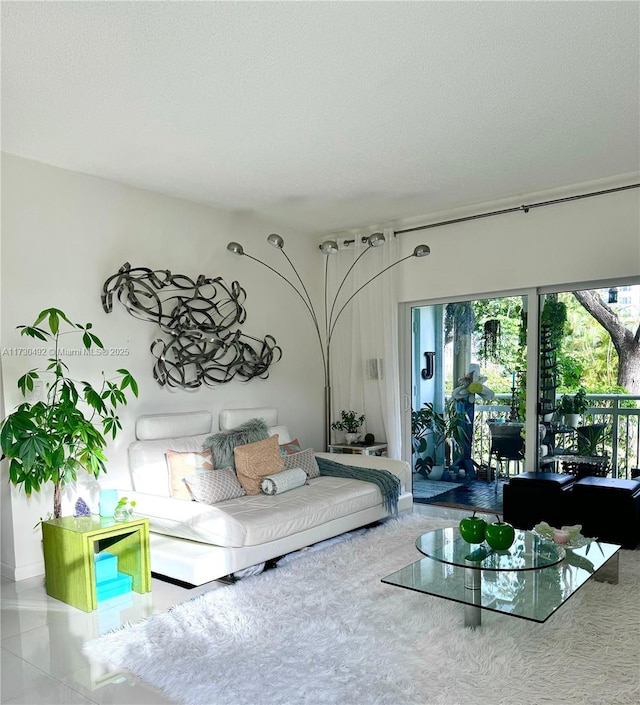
[227,233,430,450]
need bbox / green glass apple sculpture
[458,512,487,544]
[484,516,516,551]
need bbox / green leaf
[20,326,48,341]
[32,310,49,327]
[48,310,60,335]
[83,385,106,414]
[118,370,139,397]
[17,371,39,396]
[89,333,103,348]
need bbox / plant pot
[429,465,445,481]
[564,413,580,429]
[344,433,361,445]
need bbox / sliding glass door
[403,279,640,484]
[409,293,527,479]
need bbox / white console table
[328,443,388,457]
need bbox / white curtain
[329,228,402,458]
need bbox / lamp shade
[227,242,244,256]
[413,245,431,258]
[267,233,284,249]
[367,232,385,247]
[319,240,339,255]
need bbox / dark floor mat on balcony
[413,477,506,515]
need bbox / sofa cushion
[261,467,308,495]
[284,447,320,479]
[203,418,270,469]
[279,438,302,455]
[184,467,246,504]
[166,449,214,500]
[234,435,285,495]
[129,434,211,496]
[222,476,389,546]
[573,476,640,495]
[509,471,576,488]
[122,474,392,548]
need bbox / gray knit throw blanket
[316,456,401,516]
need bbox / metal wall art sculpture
[102,262,281,388]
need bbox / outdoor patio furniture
[487,421,525,485]
[559,454,610,479]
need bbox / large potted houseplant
[0,308,138,518]
[331,410,365,444]
[411,399,469,479]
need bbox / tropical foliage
[411,399,470,475]
[0,308,138,518]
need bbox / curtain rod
[344,182,639,244]
[395,182,640,235]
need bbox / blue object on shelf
[94,552,118,583]
[99,489,119,517]
[96,572,132,602]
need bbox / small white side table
[328,443,388,457]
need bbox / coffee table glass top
[382,527,621,623]
[416,527,566,571]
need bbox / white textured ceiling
[2,1,639,234]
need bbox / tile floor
[412,476,506,514]
[1,504,475,705]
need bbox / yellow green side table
[42,515,151,612]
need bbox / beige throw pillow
[166,449,214,500]
[234,435,285,495]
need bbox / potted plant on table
[331,410,366,445]
[0,308,138,519]
[558,387,588,428]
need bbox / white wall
[394,181,640,302]
[1,154,323,580]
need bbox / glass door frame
[399,286,538,472]
[401,275,640,474]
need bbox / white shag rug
[84,514,640,705]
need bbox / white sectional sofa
[120,407,412,585]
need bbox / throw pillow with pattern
[184,467,246,504]
[279,438,302,456]
[166,449,214,500]
[283,447,320,479]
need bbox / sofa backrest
[219,407,292,445]
[128,408,292,496]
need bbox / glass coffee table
[382,527,620,628]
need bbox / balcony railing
[472,394,640,479]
